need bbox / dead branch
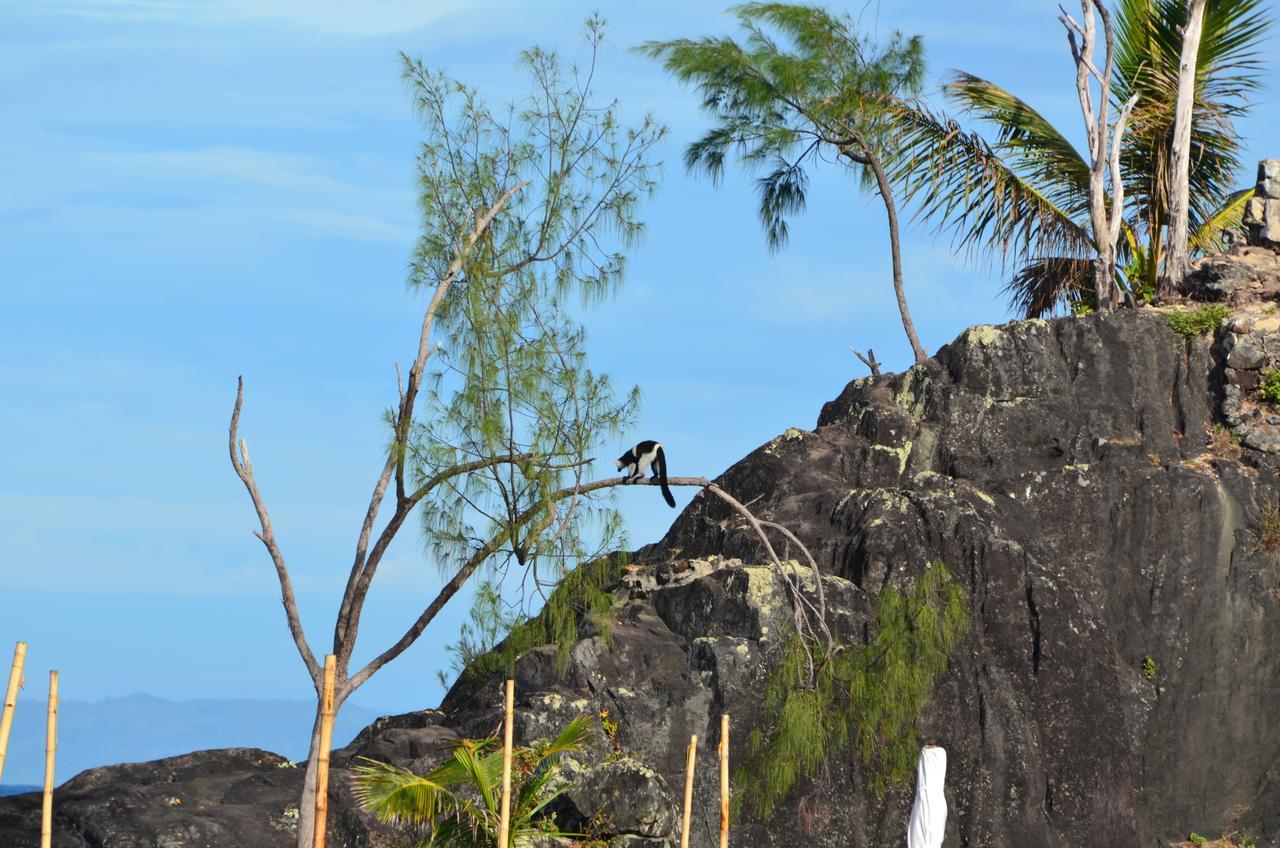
[1059,0,1134,310]
[333,180,531,667]
[850,346,881,377]
[342,474,829,698]
[228,377,321,684]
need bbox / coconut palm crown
[889,0,1270,316]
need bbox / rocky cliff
[4,252,1280,848]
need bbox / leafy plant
[1190,834,1208,848]
[1142,655,1157,679]
[598,708,622,760]
[1259,369,1280,405]
[353,716,592,846]
[1166,304,1229,338]
[735,561,969,819]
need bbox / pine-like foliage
[441,552,629,693]
[353,715,592,846]
[639,3,924,251]
[736,561,969,819]
[400,16,664,613]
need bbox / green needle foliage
[404,15,664,614]
[353,715,592,846]
[736,561,969,819]
[639,3,931,362]
[440,552,629,693]
[889,0,1269,316]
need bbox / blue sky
[1,0,1277,738]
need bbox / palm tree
[353,716,591,847]
[887,0,1269,317]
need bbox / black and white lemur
[616,440,676,508]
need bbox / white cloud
[40,0,496,37]
[1,139,417,245]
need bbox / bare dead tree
[850,346,882,377]
[1162,0,1210,294]
[1059,0,1139,310]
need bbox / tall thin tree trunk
[295,703,325,848]
[859,141,927,364]
[1162,0,1209,295]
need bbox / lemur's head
[615,457,625,470]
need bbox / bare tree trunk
[846,134,927,364]
[1162,0,1209,295]
[1061,0,1138,312]
[295,704,325,848]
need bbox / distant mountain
[0,694,383,786]
[0,786,39,797]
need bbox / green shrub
[1189,834,1208,848]
[1142,655,1157,679]
[1165,304,1229,339]
[735,562,969,819]
[443,551,630,694]
[1260,369,1280,405]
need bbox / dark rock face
[5,305,1280,848]
[649,309,1280,848]
[0,748,306,848]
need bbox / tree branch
[850,346,881,377]
[228,377,321,685]
[332,180,531,665]
[341,474,822,697]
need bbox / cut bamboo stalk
[41,670,57,848]
[0,641,27,783]
[312,655,336,848]
[680,734,698,848]
[719,714,730,848]
[498,678,515,847]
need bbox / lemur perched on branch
[616,440,676,508]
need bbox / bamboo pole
[313,655,336,848]
[0,641,26,783]
[41,670,58,848]
[680,734,698,848]
[498,678,515,848]
[719,714,730,848]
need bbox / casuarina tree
[640,3,931,364]
[228,19,663,847]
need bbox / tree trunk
[857,140,927,364]
[1161,0,1208,296]
[295,702,326,848]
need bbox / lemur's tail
[655,446,676,508]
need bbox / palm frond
[451,745,504,813]
[351,758,459,827]
[884,100,1092,267]
[539,715,594,758]
[1004,256,1097,318]
[1114,0,1271,238]
[1189,186,1255,254]
[943,72,1091,220]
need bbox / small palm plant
[353,716,592,847]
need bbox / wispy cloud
[1,138,417,245]
[38,0,497,37]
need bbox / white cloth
[907,745,947,848]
